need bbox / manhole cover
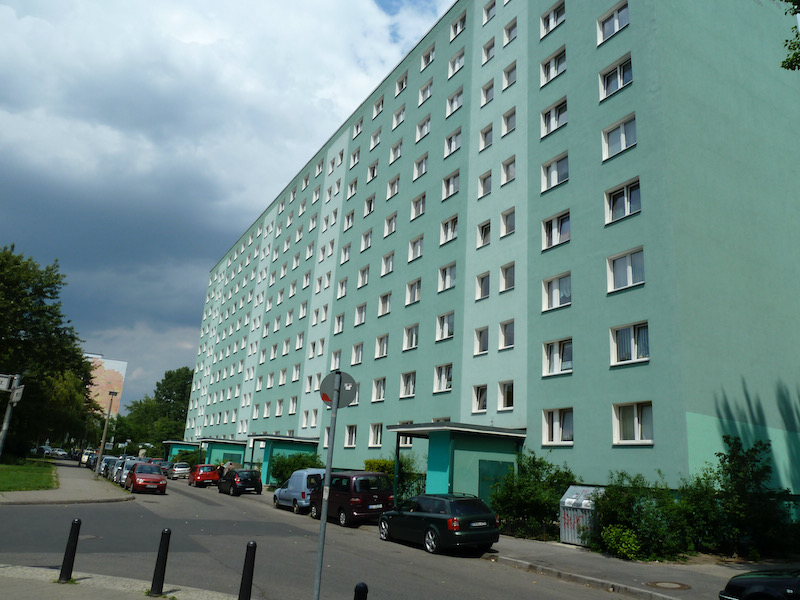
[646,581,691,590]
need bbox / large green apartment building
[185,0,800,498]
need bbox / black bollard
[238,540,257,600]
[149,528,171,596]
[58,518,82,583]
[354,581,368,600]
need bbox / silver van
[273,468,325,513]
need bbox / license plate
[146,484,157,489]
[472,521,487,527]
[368,504,383,509]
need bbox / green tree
[269,452,323,483]
[0,245,95,456]
[782,1,800,70]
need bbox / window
[544,408,573,444]
[542,99,568,136]
[401,372,416,398]
[544,338,573,374]
[361,229,372,252]
[381,252,394,276]
[334,313,344,334]
[473,385,487,413]
[500,320,515,349]
[345,425,357,448]
[600,2,629,43]
[451,12,466,40]
[480,125,493,150]
[367,161,378,182]
[379,292,391,316]
[476,272,490,300]
[604,115,637,159]
[477,221,491,248]
[350,149,360,168]
[542,154,569,191]
[369,423,383,447]
[351,343,363,365]
[353,119,363,138]
[437,312,455,340]
[393,105,405,129]
[481,80,494,106]
[503,61,517,90]
[501,208,515,236]
[541,2,565,37]
[544,273,571,310]
[289,396,297,415]
[355,303,367,326]
[344,211,354,230]
[387,176,400,199]
[541,48,566,86]
[419,79,433,105]
[609,248,644,291]
[331,350,341,371]
[371,375,387,403]
[421,45,435,70]
[414,155,428,179]
[435,364,453,392]
[445,128,462,156]
[373,96,384,118]
[337,278,348,298]
[371,128,381,149]
[498,380,514,410]
[502,108,516,135]
[611,322,649,364]
[443,171,460,199]
[411,193,426,219]
[364,196,375,217]
[479,171,492,197]
[406,279,421,305]
[439,264,456,292]
[440,216,458,244]
[607,179,641,223]
[474,327,489,355]
[449,50,465,77]
[417,116,431,141]
[276,399,283,416]
[482,39,495,64]
[500,262,515,291]
[543,211,570,249]
[504,19,517,46]
[340,244,351,264]
[347,179,358,199]
[483,1,496,23]
[367,328,388,357]
[601,55,633,98]
[408,236,423,262]
[404,324,419,350]
[446,88,463,116]
[396,72,408,96]
[384,213,397,237]
[502,156,516,184]
[614,401,653,444]
[390,141,403,163]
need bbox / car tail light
[447,517,461,531]
[301,492,306,499]
[495,515,500,528]
[350,497,362,506]
[235,476,241,483]
[388,494,394,503]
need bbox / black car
[720,569,800,600]
[218,469,263,496]
[379,493,499,554]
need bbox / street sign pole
[313,370,341,600]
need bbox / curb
[0,496,135,506]
[488,555,679,600]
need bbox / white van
[273,468,325,513]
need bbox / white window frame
[502,108,516,136]
[375,335,389,359]
[421,45,435,71]
[400,372,416,398]
[403,324,419,350]
[414,155,428,179]
[543,407,574,445]
[449,49,465,77]
[611,321,649,365]
[408,235,423,262]
[355,303,367,326]
[351,343,363,366]
[500,262,515,292]
[599,2,630,44]
[419,79,433,105]
[481,80,494,106]
[382,252,394,276]
[379,292,391,316]
[482,39,495,65]
[499,319,515,349]
[608,247,644,291]
[543,272,572,311]
[544,338,573,375]
[601,54,633,99]
[606,178,641,223]
[474,326,489,355]
[406,279,421,305]
[613,401,653,445]
[345,425,357,448]
[504,19,517,45]
[392,105,405,129]
[501,156,516,185]
[473,385,488,413]
[396,72,408,96]
[479,171,492,198]
[434,363,453,393]
[369,423,383,447]
[542,154,569,191]
[603,114,637,159]
[384,212,397,237]
[440,216,458,245]
[477,221,491,248]
[476,272,490,300]
[501,208,515,237]
[417,115,431,141]
[443,171,460,199]
[498,380,514,410]
[480,125,493,150]
[372,377,386,402]
[503,62,517,89]
[483,0,496,24]
[543,210,570,249]
[450,12,466,40]
[541,2,566,38]
[541,47,566,86]
[411,193,426,219]
[371,128,381,149]
[446,88,464,117]
[542,98,568,137]
[436,311,455,340]
[444,128,462,157]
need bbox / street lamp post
[95,390,118,478]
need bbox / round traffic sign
[320,371,357,407]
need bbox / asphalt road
[0,478,616,600]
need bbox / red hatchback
[124,463,167,494]
[189,464,220,488]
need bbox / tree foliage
[364,452,425,500]
[782,1,800,70]
[0,245,96,456]
[269,452,324,483]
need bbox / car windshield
[174,463,189,468]
[451,498,493,516]
[237,470,258,478]
[354,476,390,492]
[198,466,215,473]
[137,465,161,475]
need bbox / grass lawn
[0,459,57,492]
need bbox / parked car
[119,457,147,486]
[188,464,220,487]
[99,456,118,477]
[110,458,126,483]
[85,453,99,470]
[51,448,68,458]
[719,569,800,600]
[167,462,190,480]
[309,471,393,526]
[378,493,499,554]
[80,449,93,465]
[218,469,263,496]
[124,462,168,494]
[274,468,325,513]
[159,461,173,476]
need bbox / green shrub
[269,452,323,484]
[365,452,425,500]
[490,450,575,540]
[601,525,641,561]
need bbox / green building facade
[185,0,800,497]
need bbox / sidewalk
[2,461,796,600]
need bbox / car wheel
[229,485,236,496]
[310,504,320,520]
[476,543,493,554]
[424,529,439,554]
[273,495,279,507]
[379,518,391,541]
[218,484,224,494]
[338,508,350,527]
[256,488,262,495]
[293,501,300,514]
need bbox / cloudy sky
[1,0,451,410]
